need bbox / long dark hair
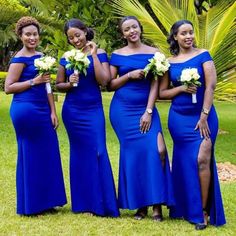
[167,20,195,55]
[64,18,94,41]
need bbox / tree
[0,0,28,70]
[109,0,236,101]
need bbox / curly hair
[15,16,40,36]
[64,18,94,41]
[167,20,195,55]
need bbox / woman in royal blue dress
[56,19,119,217]
[108,16,174,221]
[159,20,226,230]
[4,16,67,215]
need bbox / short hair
[64,18,94,41]
[15,16,40,36]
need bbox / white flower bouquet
[143,52,170,80]
[34,56,57,94]
[64,49,90,87]
[180,68,201,103]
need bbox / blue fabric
[168,51,226,226]
[109,53,175,210]
[60,53,119,217]
[10,55,67,215]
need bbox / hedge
[0,72,57,92]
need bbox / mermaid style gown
[60,53,119,217]
[168,51,226,226]
[10,55,67,215]
[109,53,175,210]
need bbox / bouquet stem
[73,69,79,87]
[46,82,52,94]
[192,93,197,103]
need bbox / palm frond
[110,0,168,53]
[209,1,236,55]
[148,0,180,31]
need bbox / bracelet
[127,72,130,79]
[29,79,35,87]
[202,108,209,115]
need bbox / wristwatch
[29,79,35,87]
[146,108,153,115]
[202,108,209,115]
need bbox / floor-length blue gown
[60,53,119,217]
[109,53,175,210]
[168,51,226,226]
[10,55,67,215]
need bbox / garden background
[0,0,235,235]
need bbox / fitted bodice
[10,55,48,102]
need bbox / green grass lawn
[0,92,235,235]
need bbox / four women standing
[5,15,225,230]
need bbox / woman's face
[20,25,39,49]
[67,27,87,49]
[121,19,142,43]
[174,23,194,49]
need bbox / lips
[130,34,138,40]
[185,40,193,44]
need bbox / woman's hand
[86,41,98,55]
[69,73,79,85]
[140,112,152,133]
[34,73,51,85]
[129,69,145,80]
[194,116,211,139]
[51,112,59,129]
[181,84,197,94]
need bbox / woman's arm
[108,65,144,91]
[159,72,196,99]
[194,60,217,139]
[5,63,50,94]
[140,79,158,133]
[47,93,59,129]
[88,44,110,86]
[56,65,76,92]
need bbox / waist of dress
[12,96,48,103]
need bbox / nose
[73,36,79,43]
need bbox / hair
[118,16,143,41]
[64,18,94,41]
[15,16,40,36]
[167,20,195,55]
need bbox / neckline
[14,54,42,59]
[62,52,106,59]
[112,53,154,57]
[169,51,208,64]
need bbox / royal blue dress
[10,55,67,215]
[168,51,226,226]
[109,53,175,210]
[60,53,119,217]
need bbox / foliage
[43,0,122,55]
[0,0,28,71]
[0,72,57,92]
[109,0,236,101]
